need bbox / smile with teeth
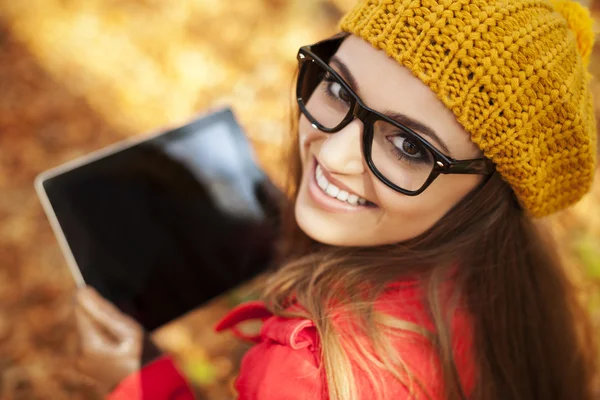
[315,164,368,206]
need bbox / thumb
[76,287,141,340]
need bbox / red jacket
[108,282,474,399]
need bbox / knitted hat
[340,0,597,217]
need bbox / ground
[0,1,598,398]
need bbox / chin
[294,196,381,247]
[294,195,355,247]
[294,197,435,248]
[295,210,357,247]
[294,170,371,247]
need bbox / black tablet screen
[41,109,280,331]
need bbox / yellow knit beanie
[340,0,597,217]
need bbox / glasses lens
[369,120,435,192]
[298,59,352,130]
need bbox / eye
[389,136,424,158]
[329,82,351,103]
[324,73,352,104]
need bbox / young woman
[74,0,600,399]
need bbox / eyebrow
[330,57,359,93]
[329,56,452,156]
[383,111,451,155]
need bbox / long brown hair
[261,101,599,399]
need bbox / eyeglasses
[296,33,495,196]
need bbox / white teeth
[317,175,328,190]
[325,185,340,197]
[336,190,349,201]
[314,163,369,206]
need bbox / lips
[315,164,368,206]
[311,157,378,209]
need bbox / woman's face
[295,35,485,247]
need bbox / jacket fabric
[108,282,474,399]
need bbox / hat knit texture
[340,0,597,217]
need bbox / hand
[74,286,144,394]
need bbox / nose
[318,119,365,175]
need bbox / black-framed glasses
[296,33,495,196]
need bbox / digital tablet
[36,108,281,331]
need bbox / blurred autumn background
[0,0,599,398]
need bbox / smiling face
[294,35,485,247]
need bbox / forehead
[333,35,479,159]
[334,36,439,109]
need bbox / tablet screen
[39,109,280,331]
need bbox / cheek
[373,174,482,234]
[298,119,311,164]
[298,116,324,165]
[376,186,447,230]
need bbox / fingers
[75,305,113,353]
[73,287,145,393]
[77,287,131,324]
[76,287,141,340]
[75,308,142,395]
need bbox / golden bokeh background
[0,0,598,398]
